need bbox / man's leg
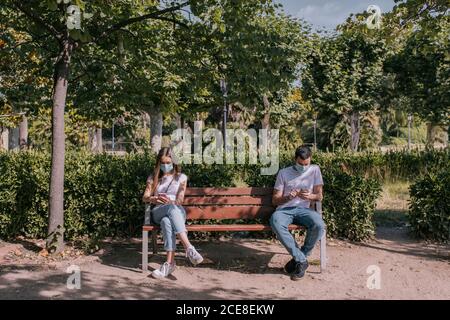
[293,208,325,258]
[270,208,307,263]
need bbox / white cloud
[296,2,348,30]
[278,0,395,31]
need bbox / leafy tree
[384,1,450,146]
[302,24,387,152]
[1,0,192,253]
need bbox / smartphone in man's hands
[298,188,311,199]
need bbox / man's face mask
[294,163,310,174]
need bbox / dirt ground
[0,226,449,300]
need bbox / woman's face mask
[160,163,173,173]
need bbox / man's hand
[298,190,316,200]
[288,189,300,199]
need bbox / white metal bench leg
[142,230,148,273]
[320,230,327,272]
[152,230,158,254]
[316,201,326,272]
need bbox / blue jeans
[270,206,325,263]
[152,204,187,251]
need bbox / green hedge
[5,148,448,242]
[302,148,450,181]
[0,150,385,242]
[409,166,450,242]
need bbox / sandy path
[0,227,449,300]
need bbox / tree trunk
[142,112,149,131]
[150,108,163,153]
[0,127,9,151]
[426,122,437,148]
[350,111,361,152]
[89,125,103,153]
[261,94,270,130]
[19,115,28,150]
[47,41,73,254]
[9,127,19,150]
[446,125,449,148]
[175,113,182,129]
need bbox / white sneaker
[151,262,175,279]
[186,246,204,265]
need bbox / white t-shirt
[273,164,323,209]
[147,173,188,208]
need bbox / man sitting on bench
[270,145,325,281]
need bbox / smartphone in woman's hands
[157,193,170,204]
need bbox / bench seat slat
[143,224,303,232]
[185,187,273,196]
[183,196,272,206]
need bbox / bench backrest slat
[183,187,275,221]
[183,196,273,206]
[184,187,273,196]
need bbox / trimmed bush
[0,150,385,242]
[409,167,450,242]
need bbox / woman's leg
[166,205,203,265]
[177,232,191,250]
[166,251,175,264]
[151,215,177,279]
[165,205,190,247]
[159,216,177,257]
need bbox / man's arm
[272,188,299,206]
[298,184,323,201]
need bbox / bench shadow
[97,238,314,276]
[0,268,296,300]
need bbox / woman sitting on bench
[142,147,203,279]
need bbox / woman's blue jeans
[152,204,187,251]
[270,206,325,263]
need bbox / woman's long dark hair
[151,147,181,195]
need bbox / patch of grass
[376,179,410,211]
[375,179,410,227]
[374,210,408,227]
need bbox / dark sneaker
[284,258,296,274]
[290,260,309,281]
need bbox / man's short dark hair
[295,145,312,160]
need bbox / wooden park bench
[142,187,326,273]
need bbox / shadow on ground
[352,227,449,261]
[99,238,295,275]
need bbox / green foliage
[322,169,381,241]
[304,148,450,181]
[0,150,396,242]
[301,27,387,151]
[409,166,450,242]
[384,2,450,127]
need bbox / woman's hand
[142,195,153,203]
[143,195,157,203]
[156,194,171,204]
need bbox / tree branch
[12,0,62,42]
[93,1,190,43]
[152,15,189,29]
